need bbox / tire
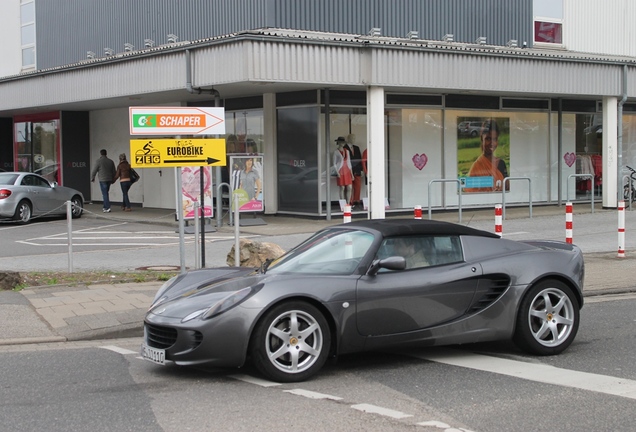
[70,195,83,218]
[249,301,331,383]
[13,200,32,223]
[470,130,478,137]
[513,279,579,355]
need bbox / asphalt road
[2,295,635,432]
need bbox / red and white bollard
[565,202,573,244]
[343,204,352,223]
[414,205,422,220]
[618,200,626,258]
[494,204,503,237]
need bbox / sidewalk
[1,202,635,346]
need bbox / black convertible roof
[334,218,501,238]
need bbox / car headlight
[181,286,260,323]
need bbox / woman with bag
[114,153,133,211]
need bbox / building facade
[1,0,635,219]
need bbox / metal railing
[216,182,231,227]
[427,179,462,223]
[501,177,532,220]
[566,174,594,213]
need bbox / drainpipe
[618,64,627,203]
[185,49,220,98]
[185,49,221,267]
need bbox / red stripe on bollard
[414,205,422,220]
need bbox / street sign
[129,107,225,135]
[130,138,227,168]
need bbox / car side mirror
[367,256,406,276]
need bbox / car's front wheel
[513,279,579,355]
[70,195,83,218]
[13,200,32,223]
[250,301,331,383]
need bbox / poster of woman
[230,155,264,211]
[457,117,510,193]
[180,166,213,219]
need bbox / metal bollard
[565,202,573,244]
[618,200,626,258]
[494,204,502,237]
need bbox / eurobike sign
[129,107,225,135]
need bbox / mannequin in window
[333,137,353,204]
[345,134,363,208]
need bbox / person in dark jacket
[114,153,133,211]
[90,149,116,212]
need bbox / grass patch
[13,270,179,290]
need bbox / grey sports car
[142,219,584,382]
[0,172,84,223]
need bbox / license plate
[141,343,165,365]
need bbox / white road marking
[284,389,343,400]
[99,345,138,355]
[229,374,281,387]
[416,420,451,428]
[17,241,182,246]
[411,348,636,400]
[351,403,413,419]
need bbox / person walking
[90,149,116,212]
[114,153,133,211]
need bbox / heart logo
[564,152,576,168]
[412,153,428,170]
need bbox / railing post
[501,177,532,220]
[427,179,462,223]
[566,174,594,213]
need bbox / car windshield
[0,173,19,185]
[267,228,375,275]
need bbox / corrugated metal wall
[272,0,532,45]
[35,0,532,69]
[563,0,636,57]
[4,36,628,114]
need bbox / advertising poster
[181,166,213,220]
[457,117,510,193]
[230,155,264,212]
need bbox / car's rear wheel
[250,301,331,383]
[13,200,32,223]
[513,279,579,355]
[70,195,83,218]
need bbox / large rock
[0,271,23,290]
[227,239,286,267]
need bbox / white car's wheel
[250,301,331,382]
[514,280,579,355]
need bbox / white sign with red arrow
[129,107,226,135]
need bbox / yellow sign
[129,138,226,168]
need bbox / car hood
[148,267,267,319]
